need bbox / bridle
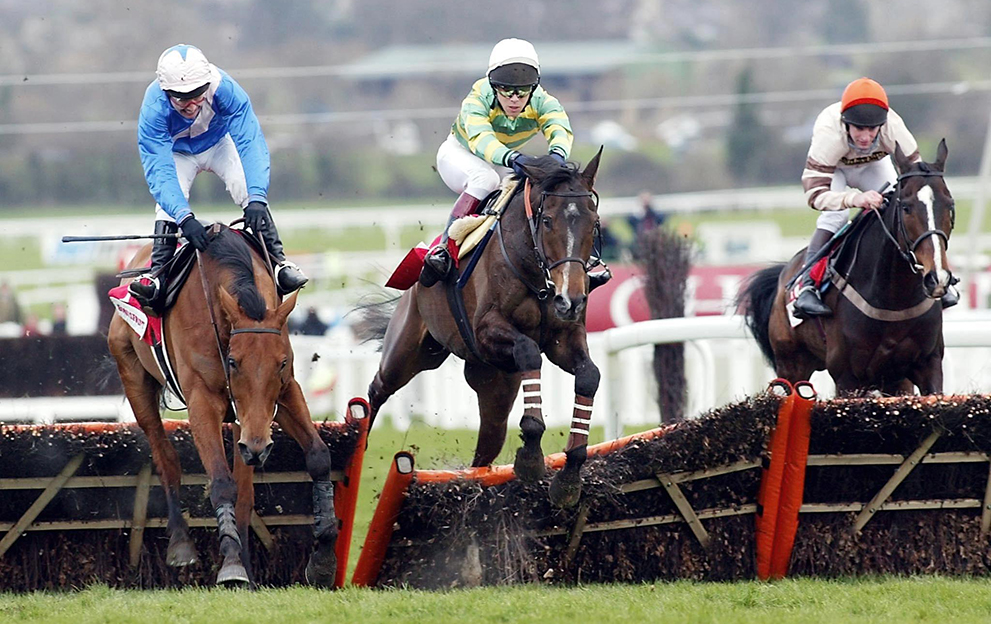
[871,170,951,275]
[498,177,602,299]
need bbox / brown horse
[108,226,338,586]
[739,141,953,395]
[362,152,603,507]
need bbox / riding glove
[507,151,537,178]
[179,215,210,251]
[244,201,269,233]
[549,151,566,166]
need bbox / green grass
[3,577,991,623]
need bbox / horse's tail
[736,264,785,368]
[351,295,401,348]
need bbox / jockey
[129,44,307,308]
[796,77,958,318]
[419,38,609,289]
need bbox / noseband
[498,177,601,299]
[873,170,950,275]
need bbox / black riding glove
[179,215,210,252]
[549,151,566,166]
[244,201,269,234]
[507,151,536,178]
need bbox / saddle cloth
[385,207,495,291]
[785,256,830,327]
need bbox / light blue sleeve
[214,75,270,204]
[136,85,191,222]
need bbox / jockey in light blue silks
[129,44,307,308]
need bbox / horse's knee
[209,476,238,508]
[305,441,332,480]
[575,361,600,397]
[511,335,542,372]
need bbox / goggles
[165,83,209,102]
[492,84,535,99]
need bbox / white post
[964,109,991,306]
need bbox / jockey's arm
[460,80,516,167]
[215,77,271,206]
[801,106,871,212]
[137,94,192,223]
[533,88,573,160]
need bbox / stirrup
[128,274,161,306]
[275,260,308,295]
[419,247,451,288]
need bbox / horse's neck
[842,213,926,309]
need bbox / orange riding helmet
[840,78,889,128]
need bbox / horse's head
[218,288,299,466]
[517,147,602,321]
[892,139,954,298]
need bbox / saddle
[385,187,509,290]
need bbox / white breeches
[816,155,897,233]
[435,134,510,200]
[155,134,249,222]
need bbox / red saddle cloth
[385,234,459,290]
[108,284,163,346]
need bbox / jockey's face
[495,88,530,118]
[847,124,882,150]
[170,93,207,119]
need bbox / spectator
[628,191,666,235]
[22,314,40,337]
[296,307,329,336]
[0,282,21,324]
[51,303,68,335]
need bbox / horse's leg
[909,353,944,395]
[232,423,256,586]
[108,331,198,566]
[275,379,338,587]
[463,362,521,468]
[544,330,600,509]
[368,294,449,425]
[880,378,916,396]
[474,319,547,481]
[187,387,248,586]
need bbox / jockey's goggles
[492,84,535,99]
[165,83,210,101]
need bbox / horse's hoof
[514,446,546,483]
[166,538,199,567]
[548,470,582,508]
[304,546,337,588]
[216,560,250,587]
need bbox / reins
[868,170,949,275]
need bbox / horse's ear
[274,291,299,328]
[218,288,241,324]
[934,138,948,171]
[582,146,604,189]
[893,142,913,174]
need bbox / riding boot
[793,228,834,319]
[588,262,612,293]
[941,276,961,309]
[128,220,178,309]
[257,209,308,295]
[419,192,482,288]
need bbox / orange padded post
[351,451,415,587]
[755,379,795,581]
[333,397,372,588]
[769,380,816,579]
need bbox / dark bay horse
[108,227,338,586]
[363,152,603,508]
[739,141,954,395]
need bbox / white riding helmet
[156,44,212,96]
[487,38,540,75]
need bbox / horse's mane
[205,228,267,321]
[516,156,583,193]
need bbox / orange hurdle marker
[333,397,372,588]
[351,451,415,587]
[755,379,796,581]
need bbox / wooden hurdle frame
[0,397,371,589]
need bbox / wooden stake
[128,463,153,567]
[658,472,711,548]
[0,453,85,558]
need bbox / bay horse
[108,226,338,586]
[363,151,603,508]
[739,141,954,395]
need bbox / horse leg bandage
[521,371,543,423]
[567,395,594,449]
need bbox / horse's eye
[279,358,288,373]
[541,216,552,228]
[227,357,237,371]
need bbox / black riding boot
[942,276,961,309]
[128,220,178,309]
[419,192,482,288]
[258,209,308,295]
[793,228,834,319]
[588,262,613,292]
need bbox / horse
[739,140,954,395]
[108,226,338,587]
[361,151,603,508]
